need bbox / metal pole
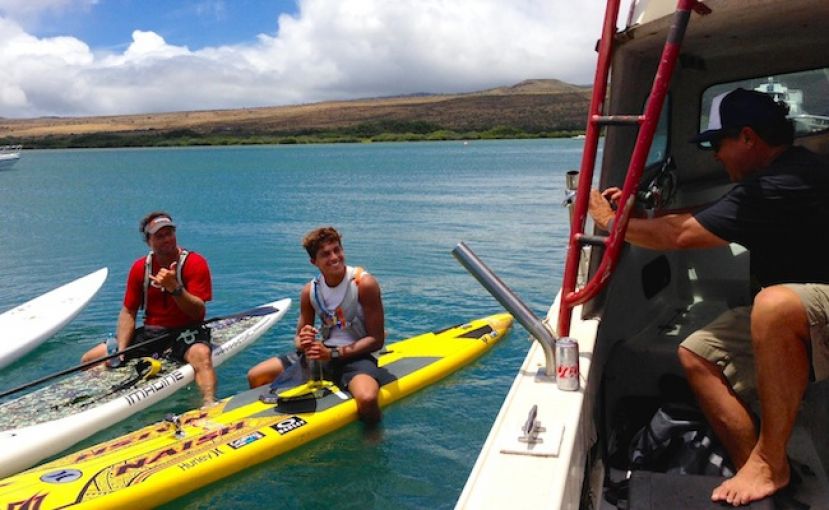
[452,242,556,377]
[562,170,579,225]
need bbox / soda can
[555,337,580,391]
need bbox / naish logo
[113,422,244,476]
[272,416,307,435]
[72,411,209,462]
[40,469,82,484]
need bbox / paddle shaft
[0,305,277,400]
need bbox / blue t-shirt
[693,146,829,286]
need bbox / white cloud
[118,30,190,62]
[0,0,631,118]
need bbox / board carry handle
[108,357,163,393]
[0,305,279,400]
[259,350,339,404]
[275,379,337,403]
[258,380,338,406]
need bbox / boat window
[646,95,670,167]
[699,68,829,146]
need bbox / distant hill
[0,79,592,148]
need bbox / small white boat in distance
[0,145,21,169]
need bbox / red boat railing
[557,0,711,337]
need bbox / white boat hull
[0,146,21,169]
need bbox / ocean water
[0,139,581,509]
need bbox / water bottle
[106,333,121,368]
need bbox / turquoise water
[0,140,580,509]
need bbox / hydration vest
[142,249,189,316]
[310,266,367,344]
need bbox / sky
[0,0,633,118]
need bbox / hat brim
[145,218,177,235]
[147,224,176,235]
[689,128,723,144]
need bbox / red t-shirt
[123,250,212,327]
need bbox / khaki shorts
[680,283,829,401]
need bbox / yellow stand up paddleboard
[0,313,513,510]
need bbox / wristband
[606,218,614,231]
[170,285,184,296]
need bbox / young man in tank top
[81,211,216,407]
[247,226,386,424]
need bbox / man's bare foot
[200,399,219,410]
[712,454,789,506]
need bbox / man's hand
[297,324,319,352]
[601,187,623,206]
[150,261,180,293]
[305,341,334,361]
[588,188,618,230]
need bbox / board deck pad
[0,313,512,510]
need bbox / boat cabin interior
[588,0,829,507]
[453,2,828,509]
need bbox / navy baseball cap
[691,88,788,144]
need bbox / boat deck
[600,300,829,509]
[455,301,598,510]
[458,281,829,509]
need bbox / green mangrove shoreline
[1,124,585,150]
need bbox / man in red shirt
[82,211,215,406]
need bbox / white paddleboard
[0,268,108,370]
[0,298,291,477]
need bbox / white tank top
[310,266,367,346]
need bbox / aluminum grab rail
[452,242,556,377]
